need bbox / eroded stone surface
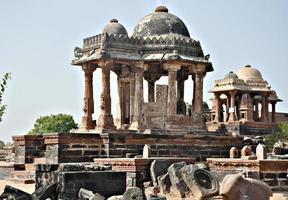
[167,162,189,198]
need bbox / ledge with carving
[207,158,260,171]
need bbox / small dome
[224,71,238,79]
[132,6,190,37]
[237,65,263,81]
[102,19,128,35]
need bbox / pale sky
[0,0,287,142]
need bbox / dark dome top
[224,71,238,79]
[102,19,128,35]
[132,6,190,37]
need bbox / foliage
[28,114,78,135]
[0,73,11,122]
[265,122,288,150]
[0,140,4,149]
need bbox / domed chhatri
[224,71,238,79]
[102,19,128,35]
[237,65,263,81]
[132,6,190,37]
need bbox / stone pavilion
[72,6,213,133]
[207,65,282,135]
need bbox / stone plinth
[94,157,195,188]
[207,158,288,191]
[12,135,45,164]
[35,163,126,200]
[12,132,243,165]
[43,133,105,163]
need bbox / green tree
[0,140,5,149]
[0,73,11,122]
[265,122,288,150]
[28,114,78,135]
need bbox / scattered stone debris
[149,161,221,200]
[78,188,106,200]
[273,141,288,155]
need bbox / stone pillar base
[228,112,237,122]
[81,116,96,130]
[129,121,144,131]
[97,114,115,130]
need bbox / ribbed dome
[237,65,263,81]
[132,6,190,37]
[224,71,238,79]
[102,19,128,35]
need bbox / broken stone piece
[157,173,171,194]
[0,185,32,200]
[31,182,58,200]
[167,162,189,198]
[150,160,178,186]
[107,195,123,200]
[123,187,146,200]
[180,164,219,199]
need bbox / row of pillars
[146,69,205,115]
[214,91,277,123]
[81,62,205,130]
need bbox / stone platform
[13,132,243,164]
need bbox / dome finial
[110,19,118,23]
[155,6,169,13]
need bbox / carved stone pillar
[130,65,144,129]
[97,62,115,130]
[148,80,155,102]
[191,74,196,112]
[177,79,185,100]
[261,93,269,122]
[81,64,96,130]
[167,69,178,115]
[193,73,204,114]
[214,93,221,122]
[228,91,237,122]
[271,102,276,123]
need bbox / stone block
[229,147,238,158]
[256,143,267,160]
[167,162,189,198]
[150,160,180,186]
[123,187,146,200]
[58,171,126,199]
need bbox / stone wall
[208,158,288,192]
[12,135,45,164]
[13,132,243,164]
[105,133,242,161]
[43,133,106,163]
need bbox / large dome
[237,65,263,81]
[102,19,128,35]
[132,6,190,37]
